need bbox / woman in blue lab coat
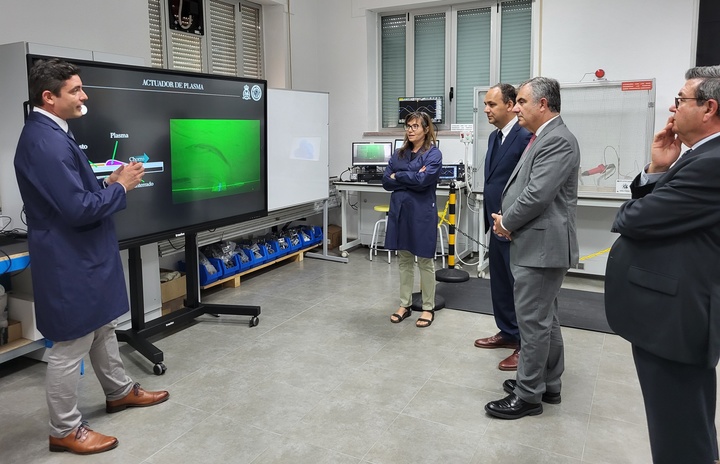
[383,111,442,327]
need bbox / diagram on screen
[90,140,165,178]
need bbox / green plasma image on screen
[170,119,262,204]
[357,144,386,163]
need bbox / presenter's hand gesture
[115,161,145,192]
[648,116,682,173]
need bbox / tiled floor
[0,248,663,463]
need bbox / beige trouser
[46,321,133,438]
[398,250,436,312]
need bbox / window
[380,0,533,128]
[148,0,264,78]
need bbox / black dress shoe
[485,393,543,419]
[502,379,561,404]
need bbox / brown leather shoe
[106,382,169,413]
[498,348,520,371]
[474,333,519,349]
[49,423,118,455]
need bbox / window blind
[240,3,263,78]
[381,14,406,128]
[148,0,165,68]
[414,13,445,99]
[456,7,491,124]
[500,0,532,85]
[170,30,203,72]
[209,0,238,76]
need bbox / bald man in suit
[474,83,532,371]
[485,76,580,419]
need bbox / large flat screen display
[27,55,268,248]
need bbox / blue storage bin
[218,255,240,276]
[178,258,222,286]
[243,244,268,268]
[236,249,254,271]
[286,232,303,252]
[299,227,314,249]
[275,236,292,257]
[310,226,323,245]
[200,258,223,285]
[261,240,281,262]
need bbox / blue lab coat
[382,145,442,258]
[14,112,130,342]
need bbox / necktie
[67,129,75,141]
[527,133,536,148]
[520,134,537,161]
[488,130,503,171]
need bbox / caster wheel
[249,316,260,327]
[153,363,167,375]
[341,251,349,258]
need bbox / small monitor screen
[398,96,444,124]
[352,142,393,166]
[439,165,458,180]
[394,138,440,152]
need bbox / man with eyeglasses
[605,66,720,463]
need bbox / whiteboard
[267,89,329,211]
[472,80,655,199]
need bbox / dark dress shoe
[498,348,520,371]
[503,379,561,404]
[106,382,169,413]
[474,333,519,349]
[485,393,543,419]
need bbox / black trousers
[488,235,518,342]
[633,345,718,464]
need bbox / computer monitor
[394,138,440,152]
[351,142,393,166]
[398,96,444,124]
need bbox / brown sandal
[390,307,412,323]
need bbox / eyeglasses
[674,97,703,107]
[405,123,421,131]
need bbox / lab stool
[369,204,393,263]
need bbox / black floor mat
[436,277,612,334]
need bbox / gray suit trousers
[46,321,133,438]
[511,264,566,403]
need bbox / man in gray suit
[484,76,580,419]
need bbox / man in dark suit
[605,66,720,463]
[14,58,169,455]
[485,77,580,419]
[474,84,532,371]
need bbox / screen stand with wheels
[115,232,261,375]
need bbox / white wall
[540,0,698,132]
[0,0,151,64]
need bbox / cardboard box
[327,224,342,249]
[161,296,185,316]
[8,293,43,341]
[8,319,21,343]
[160,270,186,304]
